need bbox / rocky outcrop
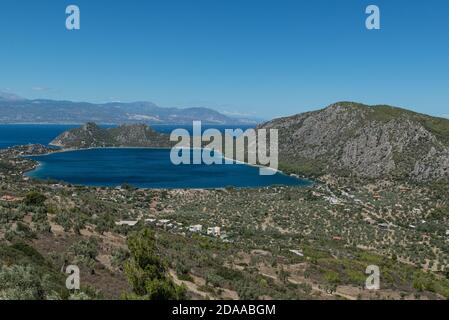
[50,123,171,149]
[260,102,449,182]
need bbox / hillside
[50,123,171,148]
[3,144,449,300]
[260,102,449,182]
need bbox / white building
[289,249,304,257]
[115,220,139,227]
[155,219,172,229]
[207,226,221,237]
[189,224,203,233]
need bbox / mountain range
[0,91,258,125]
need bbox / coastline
[33,145,293,177]
[21,145,313,188]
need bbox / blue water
[0,124,81,149]
[2,124,309,189]
[0,124,253,149]
[26,148,310,189]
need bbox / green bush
[70,237,99,267]
[111,247,130,270]
[0,243,68,300]
[123,228,186,300]
[24,191,47,206]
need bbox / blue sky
[0,0,448,119]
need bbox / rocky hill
[260,102,449,182]
[50,123,171,148]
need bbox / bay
[26,148,311,189]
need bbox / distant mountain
[0,95,257,125]
[51,122,171,148]
[260,102,449,182]
[0,91,25,102]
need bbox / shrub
[0,265,46,300]
[111,247,130,270]
[123,228,186,300]
[70,237,99,267]
[24,191,47,207]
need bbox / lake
[26,148,311,189]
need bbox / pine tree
[123,228,186,300]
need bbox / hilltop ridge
[50,123,171,148]
[260,102,449,182]
[0,94,257,125]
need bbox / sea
[0,124,311,189]
[0,124,251,149]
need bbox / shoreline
[31,145,293,177]
[20,145,313,189]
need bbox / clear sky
[0,0,448,119]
